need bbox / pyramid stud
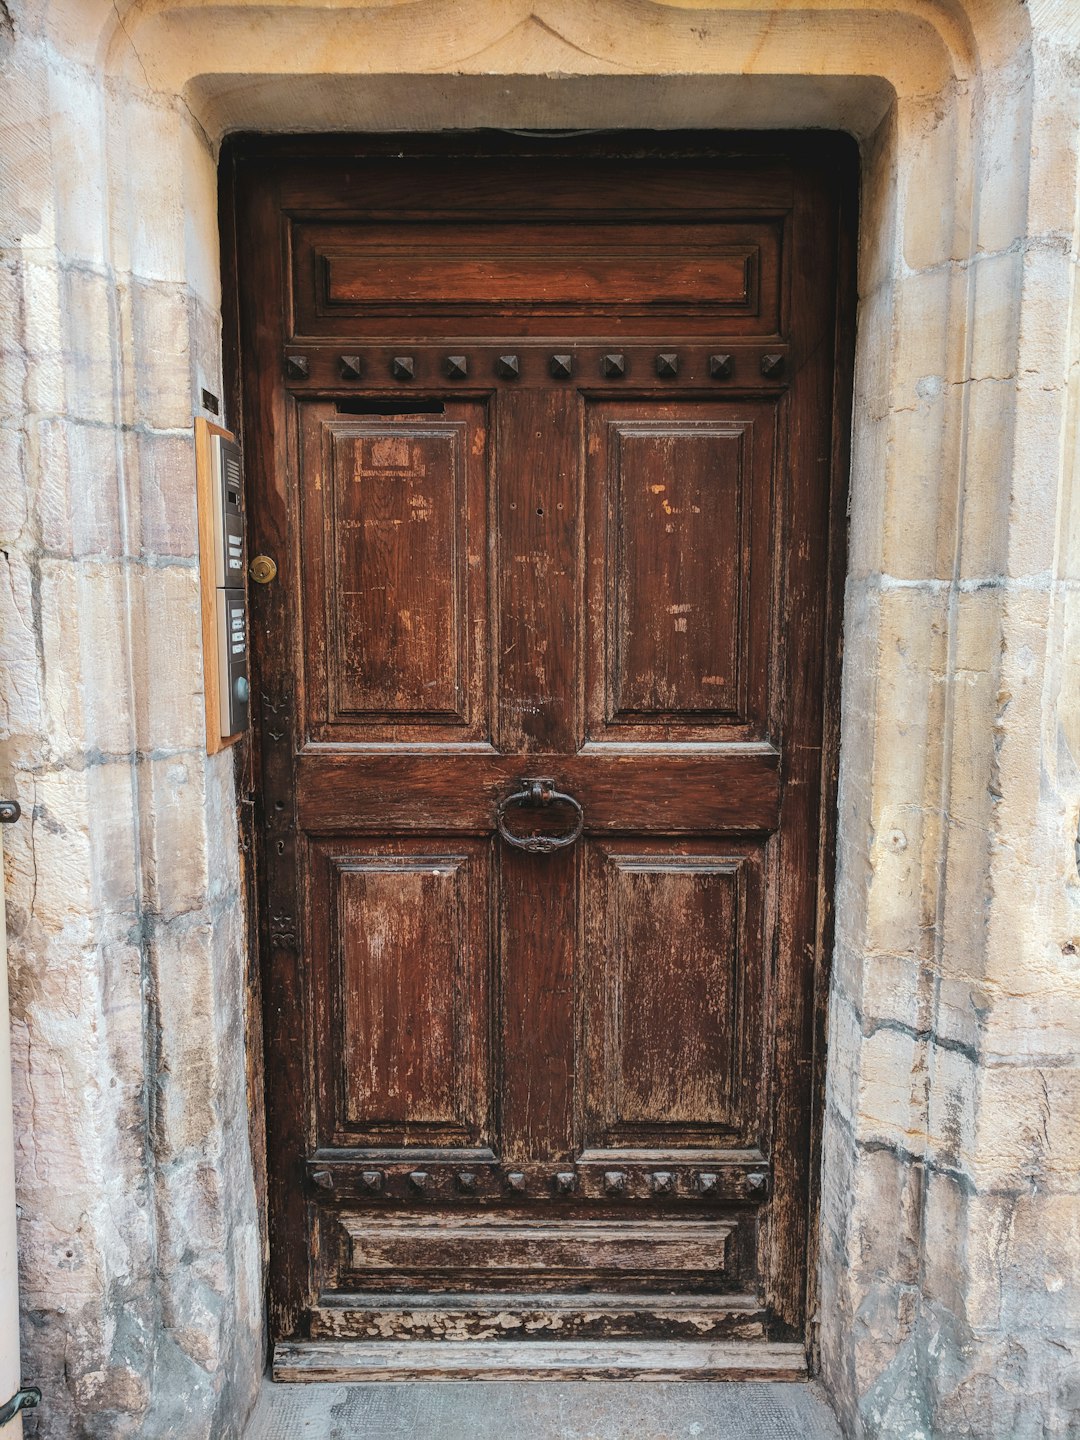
[506,1172,527,1193]
[391,355,415,380]
[496,354,520,380]
[311,1169,334,1191]
[656,352,679,378]
[456,1171,478,1193]
[285,355,309,380]
[651,1171,675,1195]
[445,354,468,379]
[709,354,733,380]
[339,354,363,380]
[696,1172,719,1195]
[604,1170,628,1196]
[360,1170,384,1194]
[602,353,626,378]
[760,353,785,379]
[555,1171,577,1195]
[550,354,573,379]
[408,1170,429,1191]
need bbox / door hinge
[0,1387,40,1426]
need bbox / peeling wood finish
[230,134,855,1366]
[273,1339,808,1382]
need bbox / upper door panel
[291,218,782,338]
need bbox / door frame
[218,130,857,1363]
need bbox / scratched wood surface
[226,133,856,1362]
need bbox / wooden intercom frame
[194,415,245,755]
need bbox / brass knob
[249,554,277,585]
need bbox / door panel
[586,401,777,739]
[311,838,493,1150]
[299,401,490,742]
[582,839,767,1150]
[232,138,853,1354]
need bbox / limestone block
[0,424,28,544]
[853,1023,922,1152]
[858,951,931,1035]
[970,1063,1080,1194]
[180,119,222,313]
[60,265,118,426]
[899,92,966,271]
[151,921,219,1157]
[1008,370,1073,578]
[0,263,28,420]
[128,279,194,431]
[863,585,949,960]
[106,88,188,284]
[36,416,124,558]
[0,39,53,250]
[138,753,209,921]
[1027,35,1080,242]
[957,375,1017,579]
[203,753,241,909]
[964,1190,1080,1336]
[968,246,1024,389]
[135,427,199,559]
[19,260,66,416]
[38,557,133,756]
[825,989,863,1131]
[0,548,43,738]
[85,759,138,916]
[857,105,899,303]
[924,1041,977,1172]
[46,55,108,268]
[6,766,94,936]
[128,561,204,751]
[972,54,1040,258]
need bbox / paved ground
[246,1379,844,1438]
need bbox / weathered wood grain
[273,1338,808,1382]
[229,134,855,1359]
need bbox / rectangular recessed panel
[322,231,754,310]
[316,841,491,1146]
[611,423,746,718]
[585,403,778,742]
[329,423,465,718]
[298,403,490,742]
[340,1217,732,1278]
[584,841,766,1149]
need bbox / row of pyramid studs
[312,1167,766,1196]
[285,352,785,381]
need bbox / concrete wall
[0,2,1077,1437]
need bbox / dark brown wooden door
[229,137,854,1357]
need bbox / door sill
[273,1339,807,1382]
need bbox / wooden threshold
[273,1339,808,1382]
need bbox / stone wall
[0,4,262,1435]
[0,2,1077,1437]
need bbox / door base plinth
[272,1339,807,1383]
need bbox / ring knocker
[496,777,584,854]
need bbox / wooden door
[228,136,854,1369]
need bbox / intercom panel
[216,588,250,737]
[195,416,249,753]
[211,433,245,589]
